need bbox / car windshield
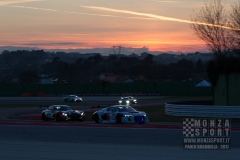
[117,106,136,112]
[55,106,72,111]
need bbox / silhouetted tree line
[191,0,240,86]
[207,54,240,86]
[0,50,208,84]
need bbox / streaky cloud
[9,5,120,17]
[148,0,204,4]
[80,5,191,23]
[0,0,44,6]
[146,0,205,9]
[150,0,181,3]
[10,5,59,12]
[8,5,156,20]
[80,5,240,31]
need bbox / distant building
[39,74,53,84]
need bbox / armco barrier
[165,103,240,118]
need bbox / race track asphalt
[0,126,240,160]
[0,96,240,160]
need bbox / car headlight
[124,114,131,117]
[62,113,68,116]
[119,100,122,103]
[133,100,136,101]
[126,100,130,103]
[81,112,84,115]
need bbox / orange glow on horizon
[0,31,207,53]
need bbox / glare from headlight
[62,113,67,116]
[81,112,84,115]
[126,100,129,103]
[119,101,122,103]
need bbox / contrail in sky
[80,5,191,23]
[6,3,240,31]
[80,5,240,31]
[8,5,156,20]
[0,0,43,6]
[10,5,59,12]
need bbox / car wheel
[94,114,100,123]
[41,113,48,121]
[116,114,122,124]
[56,114,61,122]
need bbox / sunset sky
[0,0,236,53]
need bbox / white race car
[64,95,83,102]
[92,105,149,124]
[118,96,137,105]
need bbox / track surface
[0,126,240,160]
[1,96,240,160]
